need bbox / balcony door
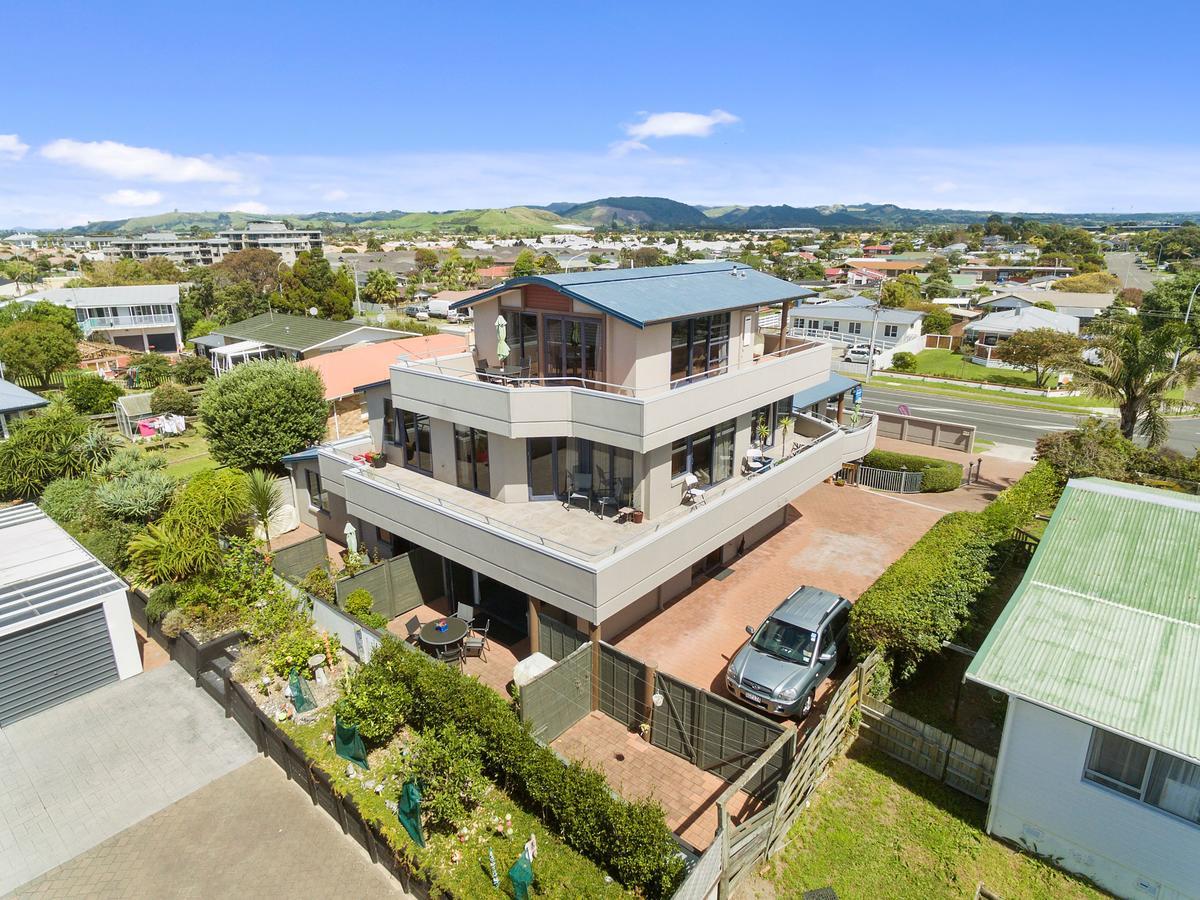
[543,316,602,388]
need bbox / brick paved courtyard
[9,758,409,899]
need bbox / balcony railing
[785,324,903,348]
[393,339,825,400]
[79,314,177,333]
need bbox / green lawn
[771,745,1104,900]
[869,375,1120,414]
[132,429,217,478]
[899,349,1041,386]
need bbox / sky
[4,0,1200,228]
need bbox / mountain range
[43,197,1197,236]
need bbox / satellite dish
[308,307,319,317]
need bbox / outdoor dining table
[485,365,523,385]
[418,618,469,649]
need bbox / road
[1106,251,1165,292]
[860,384,1200,453]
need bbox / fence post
[717,800,731,900]
[642,660,658,733]
[590,622,601,712]
[528,597,541,655]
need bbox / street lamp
[1172,279,1200,371]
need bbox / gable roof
[791,295,924,325]
[964,305,1079,336]
[216,312,372,353]
[449,262,814,328]
[0,378,49,415]
[985,289,1117,310]
[16,284,180,307]
[298,333,467,399]
[967,479,1200,762]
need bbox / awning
[790,373,860,410]
[191,332,225,348]
[211,339,266,357]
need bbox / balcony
[323,412,876,621]
[388,341,835,453]
[79,314,177,336]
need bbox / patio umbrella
[495,314,510,362]
[343,520,358,555]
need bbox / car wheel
[800,693,814,718]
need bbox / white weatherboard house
[962,305,1079,367]
[14,283,184,353]
[0,505,142,725]
[787,295,925,348]
[967,479,1200,900]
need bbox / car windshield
[751,618,817,665]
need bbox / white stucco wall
[989,698,1199,900]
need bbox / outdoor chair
[595,474,623,519]
[463,620,489,661]
[518,356,532,383]
[403,614,423,644]
[454,602,475,627]
[469,618,491,649]
[683,472,707,507]
[565,472,592,511]
[438,647,466,670]
[476,359,495,382]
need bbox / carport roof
[0,505,126,631]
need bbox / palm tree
[1066,321,1199,446]
[246,468,284,551]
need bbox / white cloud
[323,188,348,202]
[625,109,739,141]
[228,200,268,214]
[0,134,29,161]
[40,138,240,183]
[101,188,164,207]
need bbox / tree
[246,468,285,551]
[922,275,955,300]
[996,327,1084,388]
[0,299,81,337]
[278,251,354,320]
[64,374,123,414]
[511,249,537,277]
[0,321,79,383]
[413,248,439,271]
[921,308,953,335]
[0,400,115,498]
[1117,287,1144,309]
[362,268,399,305]
[173,354,213,385]
[1141,270,1200,343]
[535,253,562,274]
[365,235,383,252]
[129,352,172,387]
[1051,272,1120,293]
[211,249,283,294]
[879,276,920,308]
[150,381,195,416]
[199,359,328,469]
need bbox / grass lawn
[130,429,218,478]
[770,745,1104,899]
[870,375,1119,414]
[900,349,1041,386]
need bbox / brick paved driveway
[9,757,409,899]
[615,481,947,693]
[0,663,256,894]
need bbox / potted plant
[779,415,793,450]
[755,417,771,447]
[631,509,644,524]
[364,450,386,468]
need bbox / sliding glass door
[400,410,432,474]
[543,316,602,387]
[502,310,539,373]
[454,426,491,495]
[528,436,632,506]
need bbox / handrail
[392,339,824,400]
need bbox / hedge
[862,449,963,493]
[335,638,685,897]
[850,460,1059,687]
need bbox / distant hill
[560,196,710,228]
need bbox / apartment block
[285,263,875,647]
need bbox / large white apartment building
[284,262,875,651]
[77,220,323,267]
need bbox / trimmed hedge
[850,460,1058,686]
[862,449,963,493]
[335,639,685,897]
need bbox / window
[305,469,328,513]
[526,437,632,505]
[847,322,862,335]
[382,399,399,445]
[670,313,730,385]
[502,310,539,374]
[399,410,432,473]
[454,426,491,495]
[807,319,820,331]
[1084,728,1200,825]
[671,418,736,486]
[884,324,899,339]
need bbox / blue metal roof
[0,379,49,415]
[790,374,859,410]
[451,262,815,328]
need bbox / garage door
[0,605,119,726]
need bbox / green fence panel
[598,645,645,729]
[272,534,327,583]
[336,564,392,615]
[384,555,426,617]
[651,672,700,764]
[520,643,592,744]
[538,615,587,662]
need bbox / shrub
[150,381,195,416]
[265,622,337,677]
[199,358,327,469]
[39,477,97,525]
[64,519,137,573]
[94,468,177,523]
[891,351,917,372]
[333,646,414,742]
[64,374,123,414]
[160,608,186,638]
[145,583,180,623]
[172,354,212,385]
[862,449,962,493]
[386,724,486,830]
[128,353,172,387]
[343,588,388,630]
[298,565,335,603]
[1034,417,1134,482]
[0,402,114,499]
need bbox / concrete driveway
[614,481,947,693]
[0,663,256,894]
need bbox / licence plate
[742,690,765,706]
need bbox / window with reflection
[670,313,731,385]
[400,410,432,474]
[671,417,736,486]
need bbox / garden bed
[862,448,963,493]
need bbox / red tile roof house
[862,244,893,256]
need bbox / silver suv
[725,586,851,718]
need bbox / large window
[383,399,400,445]
[1084,728,1200,825]
[671,418,736,486]
[399,410,432,474]
[454,426,491,495]
[502,310,539,374]
[527,437,633,506]
[670,313,730,385]
[543,316,602,386]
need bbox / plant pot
[631,509,644,524]
[371,455,386,468]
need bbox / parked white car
[843,344,881,364]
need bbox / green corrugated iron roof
[451,262,815,328]
[218,312,363,352]
[967,478,1200,762]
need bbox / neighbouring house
[841,259,923,277]
[76,339,133,377]
[2,233,40,250]
[861,244,893,257]
[962,306,1079,366]
[477,263,514,281]
[845,267,885,287]
[967,479,1200,900]
[0,504,142,725]
[788,295,924,348]
[0,378,48,439]
[193,311,411,374]
[283,262,876,650]
[958,264,1076,283]
[981,289,1118,326]
[297,333,468,440]
[11,284,184,353]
